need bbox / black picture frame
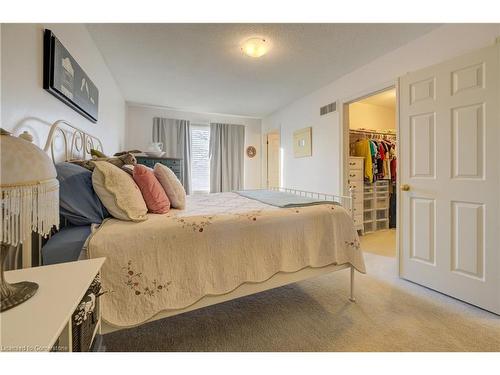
[43,29,99,123]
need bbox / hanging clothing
[369,140,377,156]
[391,158,397,182]
[370,140,378,179]
[353,139,373,182]
[378,142,386,160]
[382,141,389,179]
[350,130,397,183]
[384,159,391,180]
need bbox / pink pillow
[132,164,170,214]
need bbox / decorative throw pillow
[69,159,95,171]
[109,153,137,168]
[70,153,137,171]
[92,161,148,222]
[90,148,107,158]
[114,149,142,157]
[55,162,109,225]
[153,163,186,209]
[122,164,154,176]
[121,164,135,176]
[133,165,170,214]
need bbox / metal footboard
[269,187,354,218]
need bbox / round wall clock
[246,146,257,158]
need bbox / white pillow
[153,163,186,209]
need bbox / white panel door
[399,43,500,314]
[267,133,280,188]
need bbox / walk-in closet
[347,88,397,257]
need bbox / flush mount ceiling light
[241,38,269,58]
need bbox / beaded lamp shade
[0,129,60,311]
[0,130,60,246]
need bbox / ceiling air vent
[320,101,337,116]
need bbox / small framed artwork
[293,127,312,158]
[43,29,99,123]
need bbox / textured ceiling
[87,24,439,117]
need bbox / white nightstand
[0,258,105,352]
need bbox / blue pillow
[42,225,92,265]
[56,162,109,225]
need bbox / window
[190,124,210,193]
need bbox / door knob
[401,184,410,191]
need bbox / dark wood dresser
[135,155,184,186]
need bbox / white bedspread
[87,192,365,327]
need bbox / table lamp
[0,128,59,312]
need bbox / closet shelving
[349,128,396,234]
[363,180,389,233]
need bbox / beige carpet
[103,248,500,351]
[360,229,396,257]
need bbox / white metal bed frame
[37,119,359,334]
[270,187,355,217]
[43,119,104,161]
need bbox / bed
[37,120,366,334]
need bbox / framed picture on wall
[293,127,312,158]
[43,29,99,123]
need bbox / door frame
[339,81,401,271]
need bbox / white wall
[1,24,125,154]
[349,102,396,130]
[126,103,262,189]
[262,24,500,195]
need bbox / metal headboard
[44,119,104,162]
[24,120,105,268]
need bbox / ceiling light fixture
[241,38,269,58]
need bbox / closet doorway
[343,87,398,258]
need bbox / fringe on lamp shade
[1,179,60,246]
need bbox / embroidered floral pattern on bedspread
[173,215,214,232]
[233,210,263,221]
[345,238,361,250]
[286,204,336,215]
[123,260,171,296]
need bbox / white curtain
[209,123,245,193]
[152,117,192,194]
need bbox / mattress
[87,192,365,327]
[236,189,340,208]
[42,225,91,265]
